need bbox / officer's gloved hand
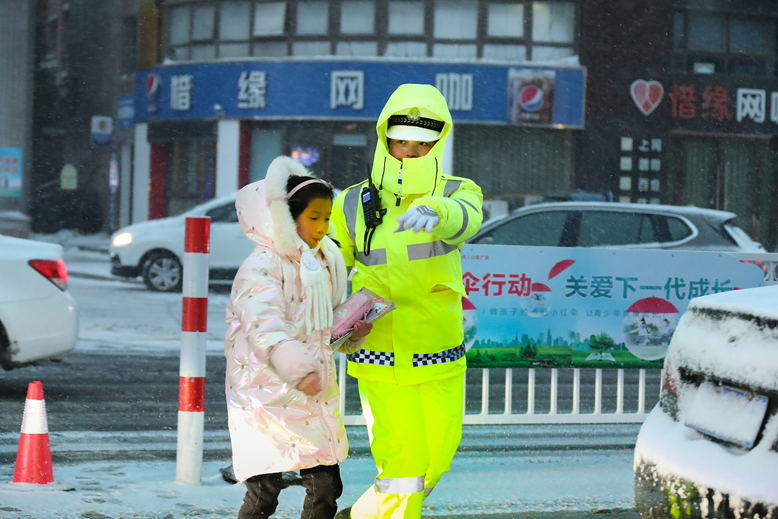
[394,205,439,233]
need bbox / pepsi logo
[145,74,161,113]
[518,85,544,112]
[146,74,161,97]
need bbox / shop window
[167,140,216,216]
[729,18,773,54]
[336,41,378,56]
[433,43,477,59]
[532,2,574,43]
[253,41,288,56]
[434,0,478,39]
[532,45,573,61]
[340,1,374,34]
[192,44,217,60]
[385,41,427,57]
[293,41,331,56]
[388,1,424,35]
[296,1,329,35]
[169,6,190,45]
[163,0,577,63]
[674,9,778,77]
[483,44,526,61]
[192,5,215,41]
[487,3,524,38]
[220,1,250,40]
[253,2,285,36]
[687,12,725,52]
[220,42,251,58]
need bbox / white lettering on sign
[435,73,473,111]
[331,71,364,110]
[736,88,765,123]
[771,93,778,124]
[171,74,193,111]
[238,71,267,109]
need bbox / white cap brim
[386,125,441,142]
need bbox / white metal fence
[337,356,658,426]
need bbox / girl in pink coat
[225,156,370,518]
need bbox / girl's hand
[297,372,322,395]
[351,320,373,339]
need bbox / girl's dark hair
[286,175,334,220]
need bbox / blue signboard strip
[135,59,585,128]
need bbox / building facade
[580,0,778,249]
[127,0,585,225]
[0,0,35,236]
[27,0,778,250]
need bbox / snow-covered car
[469,202,765,252]
[110,194,254,292]
[634,284,778,518]
[0,234,78,369]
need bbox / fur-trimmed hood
[235,155,312,257]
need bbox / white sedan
[0,234,78,369]
[109,194,254,292]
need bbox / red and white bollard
[176,217,210,484]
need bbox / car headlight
[112,232,134,248]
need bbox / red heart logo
[630,80,664,116]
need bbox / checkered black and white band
[347,344,466,367]
[346,349,395,366]
[412,344,466,367]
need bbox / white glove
[394,205,440,233]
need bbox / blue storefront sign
[134,59,586,128]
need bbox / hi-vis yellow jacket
[331,84,483,385]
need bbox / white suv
[470,201,765,252]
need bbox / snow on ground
[0,232,639,518]
[0,450,637,518]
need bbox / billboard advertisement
[461,245,765,369]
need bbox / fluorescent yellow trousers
[350,373,465,519]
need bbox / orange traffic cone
[13,381,54,484]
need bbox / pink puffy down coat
[224,157,349,482]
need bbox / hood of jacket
[236,156,315,259]
[371,83,453,197]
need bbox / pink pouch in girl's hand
[331,291,374,339]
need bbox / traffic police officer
[331,83,483,518]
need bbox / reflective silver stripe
[356,248,387,266]
[459,198,479,212]
[443,180,461,197]
[344,187,361,243]
[375,476,425,494]
[446,200,469,241]
[407,241,457,261]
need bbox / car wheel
[0,321,11,370]
[141,252,182,292]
